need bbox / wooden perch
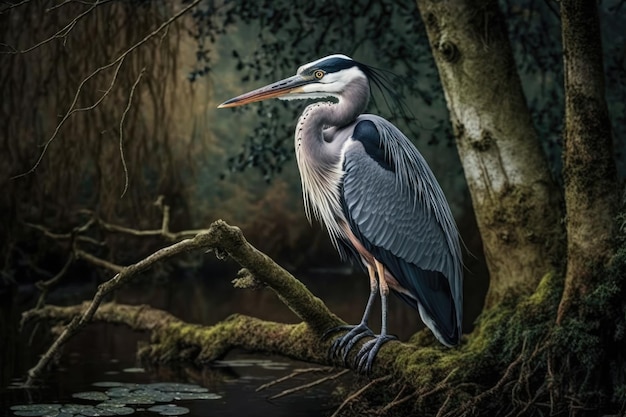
[22,220,410,386]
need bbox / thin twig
[12,0,202,179]
[35,253,75,309]
[256,367,333,392]
[0,0,31,14]
[97,216,206,241]
[75,250,124,273]
[330,375,392,417]
[420,367,458,397]
[6,0,111,54]
[378,390,417,415]
[269,369,351,400]
[436,393,453,417]
[46,0,99,12]
[24,218,95,241]
[12,56,126,179]
[119,67,146,197]
[26,252,76,348]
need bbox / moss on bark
[415,0,566,309]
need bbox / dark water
[0,264,486,416]
[1,324,342,416]
[0,269,407,416]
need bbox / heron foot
[354,333,397,375]
[323,323,374,365]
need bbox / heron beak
[217,74,310,108]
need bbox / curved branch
[22,220,345,385]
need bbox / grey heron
[218,54,463,373]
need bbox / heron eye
[314,70,325,79]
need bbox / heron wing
[341,117,463,345]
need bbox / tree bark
[414,0,565,307]
[557,0,618,323]
[22,303,335,365]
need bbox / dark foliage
[187,0,625,182]
[188,0,442,181]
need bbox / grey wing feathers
[342,115,463,343]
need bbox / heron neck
[319,79,370,128]
[295,78,369,162]
[294,78,369,243]
[295,78,369,150]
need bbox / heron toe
[354,334,397,374]
[324,323,374,363]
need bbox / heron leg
[354,260,397,374]
[324,263,378,364]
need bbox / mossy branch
[21,219,345,386]
[22,302,332,364]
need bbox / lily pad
[105,388,131,398]
[110,396,154,406]
[146,405,190,416]
[60,403,115,416]
[10,404,61,417]
[73,391,110,401]
[171,392,222,400]
[146,383,208,393]
[96,404,135,416]
[127,389,174,403]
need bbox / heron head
[218,54,369,108]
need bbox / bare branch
[268,369,350,400]
[119,67,146,197]
[95,208,206,240]
[330,375,392,417]
[256,367,334,392]
[46,0,101,12]
[5,0,111,54]
[75,249,124,273]
[0,0,31,14]
[12,57,126,179]
[34,253,74,309]
[12,0,202,178]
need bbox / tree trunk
[556,0,618,323]
[414,0,565,307]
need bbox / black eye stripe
[316,57,355,73]
[303,57,357,75]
